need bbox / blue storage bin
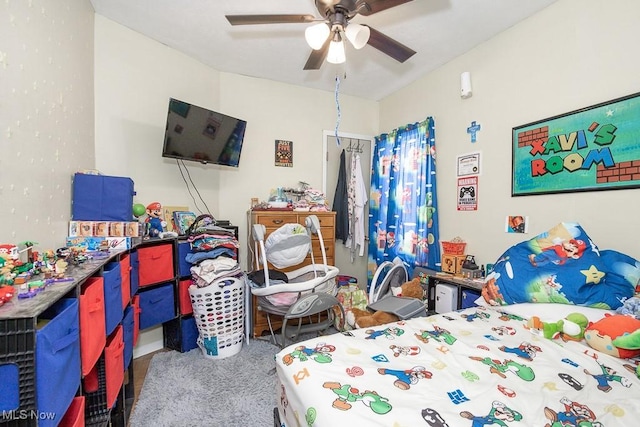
[0,363,20,412]
[130,250,139,297]
[122,305,135,370]
[461,289,481,309]
[180,316,199,352]
[71,173,135,221]
[177,241,192,277]
[139,283,176,330]
[36,298,81,427]
[103,261,123,335]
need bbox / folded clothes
[190,257,240,284]
[185,247,237,264]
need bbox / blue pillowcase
[484,222,637,309]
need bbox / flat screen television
[161,98,246,167]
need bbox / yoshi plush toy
[527,312,589,341]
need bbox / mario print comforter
[275,306,640,426]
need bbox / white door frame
[322,129,374,195]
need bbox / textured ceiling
[90,0,558,101]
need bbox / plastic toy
[527,312,589,341]
[584,314,640,359]
[133,203,146,218]
[145,202,167,237]
[0,285,15,306]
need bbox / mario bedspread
[275,306,640,426]
[480,222,636,309]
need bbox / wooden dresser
[248,210,336,338]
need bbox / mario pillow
[481,222,636,309]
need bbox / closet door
[322,131,373,286]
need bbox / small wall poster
[457,176,478,211]
[457,152,481,177]
[275,140,293,167]
[506,215,529,233]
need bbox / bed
[274,223,640,426]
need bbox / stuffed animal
[527,312,589,341]
[584,313,640,359]
[390,278,424,299]
[346,278,424,329]
[144,202,178,239]
[145,202,166,237]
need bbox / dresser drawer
[298,212,335,229]
[253,213,298,230]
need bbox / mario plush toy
[145,202,167,237]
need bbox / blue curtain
[367,117,440,283]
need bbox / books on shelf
[172,211,197,235]
[162,205,189,232]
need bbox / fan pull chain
[334,74,341,146]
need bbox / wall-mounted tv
[161,98,247,167]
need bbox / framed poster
[275,140,293,167]
[512,91,640,196]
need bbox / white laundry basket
[189,276,245,359]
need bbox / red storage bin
[138,243,174,287]
[120,253,131,309]
[179,278,193,315]
[105,325,124,409]
[59,396,85,427]
[79,277,106,377]
[132,295,140,346]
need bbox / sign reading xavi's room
[512,91,640,196]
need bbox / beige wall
[93,16,378,355]
[94,16,378,268]
[4,0,640,353]
[379,0,640,266]
[94,15,222,218]
[0,0,95,248]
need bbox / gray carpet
[129,339,281,427]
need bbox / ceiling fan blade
[357,0,413,16]
[303,38,331,70]
[226,14,316,26]
[365,25,416,63]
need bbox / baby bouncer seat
[250,215,343,347]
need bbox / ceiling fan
[225,0,416,70]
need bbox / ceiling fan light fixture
[327,33,346,64]
[345,23,370,50]
[305,22,330,50]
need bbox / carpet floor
[129,339,281,427]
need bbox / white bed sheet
[275,305,638,426]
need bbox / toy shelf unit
[0,251,134,427]
[248,210,336,338]
[0,235,181,427]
